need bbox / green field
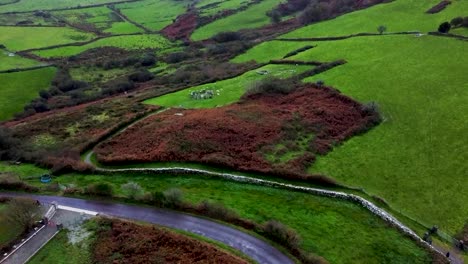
[52,6,143,35]
[191,0,283,41]
[0,0,126,13]
[33,34,172,58]
[196,0,252,16]
[283,0,468,38]
[27,231,91,264]
[144,64,311,108]
[0,67,56,121]
[0,50,42,71]
[0,26,93,51]
[0,202,23,249]
[115,0,188,31]
[0,13,57,26]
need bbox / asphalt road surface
[0,193,294,264]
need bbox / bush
[128,70,154,82]
[140,53,156,66]
[438,21,451,33]
[0,173,39,192]
[165,51,190,63]
[198,200,239,221]
[450,17,464,27]
[85,182,113,197]
[121,182,144,199]
[162,188,183,208]
[212,31,241,43]
[377,25,387,34]
[244,77,296,97]
[262,220,301,249]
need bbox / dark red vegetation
[426,0,451,14]
[91,218,248,264]
[162,12,198,41]
[95,84,380,180]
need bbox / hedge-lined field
[0,12,56,26]
[115,0,187,31]
[145,64,311,108]
[191,0,283,41]
[52,6,143,35]
[0,67,56,121]
[283,0,468,38]
[33,34,172,58]
[196,0,252,16]
[0,0,126,12]
[0,26,93,51]
[0,50,41,71]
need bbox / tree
[267,10,282,24]
[438,22,451,33]
[4,198,40,231]
[377,25,387,34]
[450,17,463,27]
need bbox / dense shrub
[244,77,296,96]
[0,173,39,192]
[212,31,242,43]
[121,182,144,199]
[128,70,154,82]
[451,17,464,27]
[0,127,22,160]
[262,220,301,249]
[165,51,190,63]
[140,53,156,66]
[283,45,314,58]
[162,188,184,208]
[197,200,239,221]
[438,22,451,33]
[85,182,114,197]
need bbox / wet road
[0,193,294,264]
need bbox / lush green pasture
[52,6,143,35]
[254,35,468,235]
[34,171,430,264]
[116,0,188,31]
[283,0,468,38]
[0,202,23,249]
[0,67,56,121]
[0,0,125,13]
[191,0,283,41]
[144,64,311,108]
[196,0,252,16]
[33,34,172,58]
[0,50,42,71]
[0,26,93,51]
[27,231,91,264]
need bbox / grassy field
[0,202,23,250]
[0,26,93,51]
[0,0,126,13]
[0,67,56,121]
[144,64,311,108]
[115,0,188,31]
[191,0,283,41]
[29,171,431,264]
[196,0,252,16]
[52,6,143,35]
[283,0,468,38]
[0,50,42,71]
[0,13,57,26]
[27,231,91,264]
[33,34,172,58]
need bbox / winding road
[0,192,294,264]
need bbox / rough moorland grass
[144,64,311,109]
[115,0,188,31]
[0,67,56,121]
[38,171,432,264]
[283,0,468,38]
[275,35,468,235]
[0,13,56,26]
[196,0,252,16]
[191,0,283,41]
[0,50,42,71]
[0,202,24,249]
[0,26,93,51]
[33,34,172,58]
[27,230,91,264]
[0,0,125,13]
[52,6,143,35]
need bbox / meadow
[0,0,126,13]
[196,0,252,17]
[283,0,468,38]
[52,6,143,35]
[33,34,172,58]
[191,0,283,41]
[144,64,311,108]
[0,13,57,26]
[0,26,93,51]
[0,162,432,264]
[0,50,42,71]
[0,67,56,121]
[115,0,188,31]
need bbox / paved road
[0,193,294,264]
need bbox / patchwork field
[0,26,93,51]
[0,67,56,121]
[196,0,253,16]
[191,0,283,41]
[115,0,188,31]
[32,34,172,58]
[0,0,129,13]
[0,12,57,26]
[0,50,42,71]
